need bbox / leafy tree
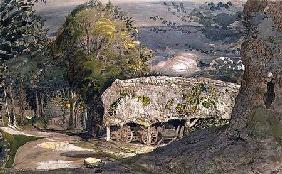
[0,0,47,126]
[0,0,47,60]
[55,0,153,135]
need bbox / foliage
[247,107,282,143]
[0,0,57,127]
[0,131,42,168]
[56,0,153,95]
[0,0,47,60]
[136,96,151,107]
[55,0,153,134]
[176,83,217,115]
[165,98,174,110]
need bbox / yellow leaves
[120,31,139,49]
[93,18,116,39]
[128,59,143,72]
[73,8,141,50]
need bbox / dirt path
[0,127,90,171]
[0,127,156,173]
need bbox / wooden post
[4,88,10,125]
[148,126,151,145]
[106,126,111,141]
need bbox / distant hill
[33,0,245,78]
[34,0,245,36]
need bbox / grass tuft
[0,131,42,168]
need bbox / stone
[84,158,102,168]
[102,76,240,127]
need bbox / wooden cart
[109,124,185,145]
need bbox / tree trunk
[18,79,26,125]
[68,89,75,129]
[8,83,16,127]
[4,88,10,125]
[86,94,104,137]
[39,93,44,118]
[227,0,282,140]
[83,107,87,130]
[35,90,40,118]
[74,101,80,128]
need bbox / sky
[34,0,245,35]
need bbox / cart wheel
[120,126,134,143]
[150,127,159,145]
[111,130,121,141]
[141,131,150,145]
[140,127,159,145]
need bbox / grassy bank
[0,131,42,168]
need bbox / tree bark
[227,0,282,140]
[8,83,16,127]
[18,79,26,125]
[35,90,40,118]
[68,89,75,129]
[86,93,104,137]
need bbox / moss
[247,107,282,143]
[165,98,174,110]
[3,115,9,127]
[185,83,203,105]
[0,131,42,168]
[136,96,151,107]
[202,99,216,109]
[177,83,217,114]
[109,100,119,116]
[176,103,185,112]
[108,92,137,116]
[120,91,132,97]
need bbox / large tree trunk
[3,88,10,125]
[228,0,282,140]
[134,1,282,173]
[35,90,40,118]
[6,83,16,127]
[86,91,104,137]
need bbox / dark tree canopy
[0,0,47,60]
